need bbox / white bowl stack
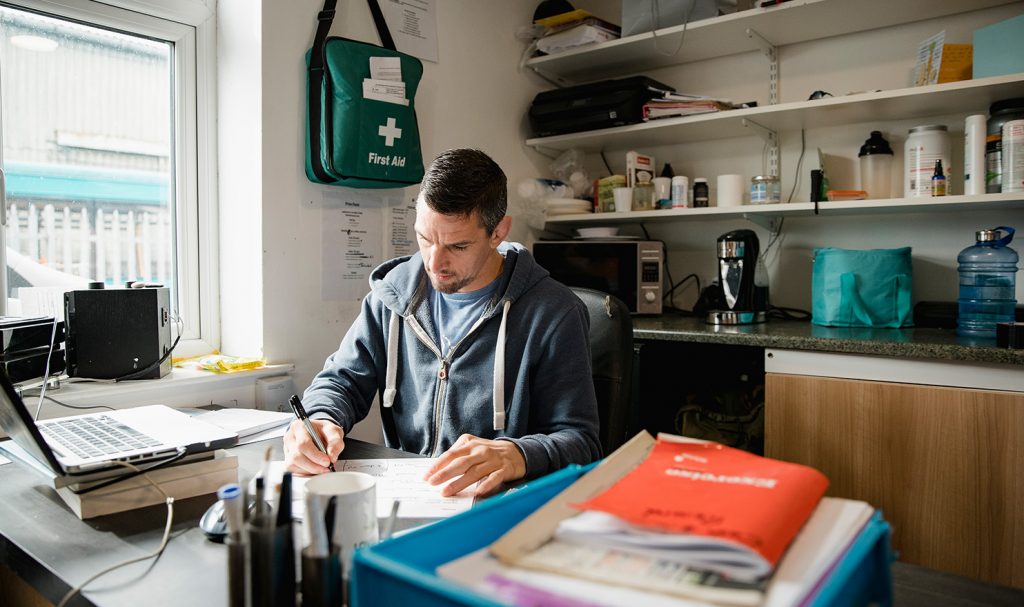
[544,198,592,216]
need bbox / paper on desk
[265,459,473,520]
[194,408,292,438]
[0,452,9,465]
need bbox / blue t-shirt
[430,278,500,356]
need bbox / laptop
[0,367,238,482]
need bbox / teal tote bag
[811,247,914,328]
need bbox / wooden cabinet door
[765,373,1024,588]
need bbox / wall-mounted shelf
[525,0,1017,83]
[526,74,1024,153]
[542,193,1024,229]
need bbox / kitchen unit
[520,1,1024,587]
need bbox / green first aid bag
[305,0,424,189]
[811,247,914,328]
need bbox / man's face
[414,196,506,294]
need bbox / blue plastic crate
[351,464,893,606]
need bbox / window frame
[0,0,219,355]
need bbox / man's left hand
[424,434,526,497]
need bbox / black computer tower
[64,287,172,380]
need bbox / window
[0,0,216,352]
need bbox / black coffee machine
[707,229,768,325]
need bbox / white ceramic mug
[304,471,379,574]
[612,186,633,212]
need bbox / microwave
[533,240,663,314]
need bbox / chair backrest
[569,287,634,455]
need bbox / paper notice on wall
[378,0,438,63]
[385,191,418,259]
[321,187,419,301]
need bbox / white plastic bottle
[964,114,987,195]
[1003,119,1024,193]
[904,125,951,198]
[670,176,689,208]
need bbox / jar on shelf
[749,175,781,204]
[904,124,950,198]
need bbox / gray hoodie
[303,242,602,479]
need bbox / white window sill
[28,364,295,421]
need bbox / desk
[0,438,415,607]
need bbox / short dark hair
[420,148,507,234]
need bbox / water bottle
[957,226,1019,338]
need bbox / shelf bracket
[745,28,778,106]
[741,212,781,232]
[741,118,780,178]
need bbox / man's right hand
[283,418,345,476]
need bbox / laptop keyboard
[39,416,164,459]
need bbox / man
[285,148,601,496]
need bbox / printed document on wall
[321,189,386,301]
[384,191,418,260]
[321,187,419,301]
[379,0,438,63]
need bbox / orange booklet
[568,437,828,574]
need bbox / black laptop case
[528,76,673,137]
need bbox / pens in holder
[219,483,247,607]
[381,499,401,541]
[289,394,335,472]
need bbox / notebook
[0,367,238,479]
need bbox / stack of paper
[643,93,740,120]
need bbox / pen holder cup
[301,547,343,607]
[226,536,247,607]
[247,521,296,607]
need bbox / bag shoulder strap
[366,0,396,51]
[307,0,398,183]
[308,0,339,183]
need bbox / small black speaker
[64,287,172,380]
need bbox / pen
[381,499,401,541]
[276,471,292,527]
[289,394,336,472]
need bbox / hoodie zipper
[407,309,495,456]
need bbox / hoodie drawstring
[383,310,400,408]
[383,298,511,432]
[492,299,511,431]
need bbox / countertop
[632,316,1024,366]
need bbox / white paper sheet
[265,458,473,520]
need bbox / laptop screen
[0,367,66,475]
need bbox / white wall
[218,0,550,442]
[570,2,1024,312]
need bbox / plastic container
[670,176,689,208]
[1003,119,1024,193]
[964,114,987,195]
[985,98,1024,193]
[957,226,1019,339]
[693,178,709,208]
[632,172,655,211]
[749,175,781,204]
[858,131,894,199]
[904,125,950,198]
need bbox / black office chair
[570,287,634,455]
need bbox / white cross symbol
[378,117,402,147]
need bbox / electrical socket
[255,375,296,412]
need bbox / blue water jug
[957,226,1018,338]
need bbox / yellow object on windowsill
[173,352,267,373]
